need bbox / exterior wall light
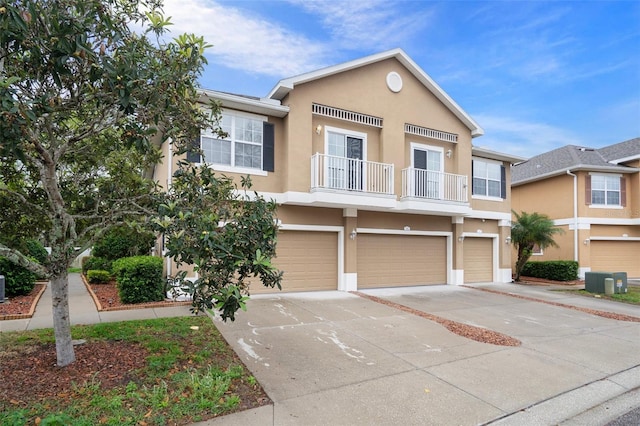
[505,236,511,244]
[350,229,357,240]
[458,235,464,243]
[584,239,590,245]
[315,125,322,135]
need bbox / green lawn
[562,285,640,305]
[0,316,266,425]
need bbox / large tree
[511,210,564,281]
[0,0,280,367]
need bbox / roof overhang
[472,146,526,164]
[199,89,290,118]
[512,165,640,187]
[267,48,484,137]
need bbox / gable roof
[472,146,526,164]
[199,89,290,118]
[266,48,484,138]
[512,137,640,186]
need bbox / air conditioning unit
[585,272,628,294]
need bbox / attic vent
[312,103,383,128]
[405,123,458,143]
[578,147,594,152]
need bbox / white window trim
[410,142,444,172]
[589,172,623,207]
[201,109,268,174]
[472,157,503,200]
[324,125,368,160]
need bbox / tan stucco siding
[590,225,640,238]
[358,211,451,232]
[512,174,574,219]
[463,218,499,234]
[276,205,343,227]
[283,58,474,197]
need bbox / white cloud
[288,0,434,50]
[161,0,329,77]
[472,114,582,158]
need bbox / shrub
[521,260,579,281]
[87,270,112,284]
[82,256,113,275]
[0,258,36,297]
[92,226,155,261]
[112,256,164,304]
[25,240,48,265]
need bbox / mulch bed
[352,291,522,347]
[83,277,192,311]
[0,282,48,320]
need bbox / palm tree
[511,211,564,281]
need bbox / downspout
[165,139,173,278]
[566,170,578,261]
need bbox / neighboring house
[512,138,640,278]
[155,48,523,293]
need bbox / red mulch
[86,279,192,311]
[0,283,47,320]
[352,291,522,347]
[0,340,148,404]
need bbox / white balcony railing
[311,153,394,195]
[402,168,468,203]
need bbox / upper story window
[192,110,275,175]
[472,159,506,199]
[587,174,625,207]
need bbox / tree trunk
[50,271,76,366]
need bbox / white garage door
[250,230,338,293]
[464,237,493,283]
[591,241,640,278]
[357,234,446,288]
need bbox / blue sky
[161,0,640,158]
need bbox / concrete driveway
[204,283,640,425]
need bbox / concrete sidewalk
[0,273,192,332]
[198,283,640,426]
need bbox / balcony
[401,168,468,203]
[311,153,394,195]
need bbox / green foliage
[521,260,579,281]
[511,211,564,281]
[82,256,113,275]
[91,225,155,261]
[86,270,112,284]
[0,257,36,296]
[25,240,48,265]
[0,0,217,365]
[0,316,256,424]
[153,168,282,321]
[112,256,164,304]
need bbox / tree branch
[0,243,47,277]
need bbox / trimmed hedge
[87,270,112,284]
[521,260,579,281]
[112,256,164,304]
[25,240,48,265]
[92,226,155,261]
[82,256,113,275]
[0,258,36,297]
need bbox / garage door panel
[464,238,493,283]
[357,234,446,288]
[591,241,640,278]
[250,231,338,294]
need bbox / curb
[81,275,192,312]
[0,281,48,321]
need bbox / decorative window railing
[311,153,394,195]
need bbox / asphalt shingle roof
[512,137,640,185]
